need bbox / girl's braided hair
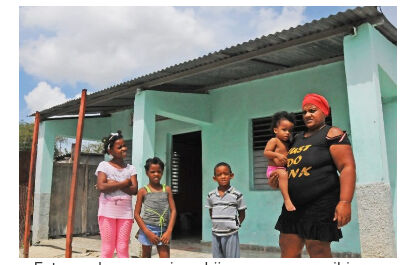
[102,130,123,154]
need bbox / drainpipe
[23,111,40,258]
[65,89,87,258]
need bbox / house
[31,6,396,257]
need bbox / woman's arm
[160,186,177,245]
[96,171,130,193]
[134,188,160,244]
[328,127,356,228]
[120,174,138,195]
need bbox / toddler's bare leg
[278,169,296,211]
[268,171,280,189]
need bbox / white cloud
[252,7,307,36]
[20,7,307,90]
[24,81,69,113]
[20,7,214,89]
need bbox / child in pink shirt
[95,130,138,258]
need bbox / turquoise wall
[344,23,397,240]
[154,119,201,184]
[380,66,397,236]
[35,109,133,194]
[147,61,361,253]
[202,61,360,253]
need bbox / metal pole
[65,89,87,258]
[23,112,40,258]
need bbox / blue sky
[19,6,397,122]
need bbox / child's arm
[160,186,177,245]
[238,210,246,224]
[96,171,131,193]
[264,138,287,165]
[209,209,212,218]
[120,174,138,195]
[134,188,160,245]
[237,193,247,225]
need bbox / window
[251,111,332,190]
[170,151,180,194]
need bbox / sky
[19,6,397,122]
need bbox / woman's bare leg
[279,233,305,258]
[305,239,332,258]
[278,169,296,211]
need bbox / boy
[205,162,247,258]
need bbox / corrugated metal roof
[35,6,396,119]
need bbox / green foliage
[19,120,103,156]
[54,136,69,157]
[19,121,34,151]
[81,141,103,154]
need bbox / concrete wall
[343,23,396,257]
[154,119,201,184]
[202,61,360,253]
[32,110,133,243]
[142,61,361,253]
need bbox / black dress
[275,125,350,242]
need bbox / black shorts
[275,189,342,242]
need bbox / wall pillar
[130,90,156,256]
[343,23,396,257]
[31,115,115,244]
[32,122,55,244]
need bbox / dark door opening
[171,131,202,239]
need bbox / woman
[271,93,356,258]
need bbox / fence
[49,163,100,237]
[19,184,29,247]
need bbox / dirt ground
[19,235,286,258]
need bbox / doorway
[170,131,202,239]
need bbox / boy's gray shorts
[212,232,240,258]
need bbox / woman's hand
[269,167,286,181]
[275,153,288,165]
[160,230,172,245]
[145,230,160,245]
[333,201,351,228]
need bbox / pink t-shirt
[95,161,137,219]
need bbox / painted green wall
[35,109,134,194]
[200,61,360,253]
[154,119,201,184]
[148,62,361,253]
[343,23,397,253]
[380,66,397,236]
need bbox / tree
[54,136,69,157]
[81,141,103,154]
[19,121,34,151]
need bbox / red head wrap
[301,93,330,116]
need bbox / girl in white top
[95,130,138,258]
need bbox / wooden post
[65,89,87,258]
[23,112,40,258]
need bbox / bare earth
[19,235,285,258]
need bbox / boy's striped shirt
[205,186,247,236]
